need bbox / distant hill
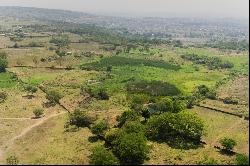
[0,6,248,44]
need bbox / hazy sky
[0,0,249,18]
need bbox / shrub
[89,145,119,165]
[91,121,109,137]
[24,85,38,95]
[219,137,237,151]
[155,97,174,113]
[112,132,149,164]
[0,91,7,103]
[67,109,94,128]
[6,155,19,165]
[116,111,140,127]
[33,108,44,118]
[45,90,62,105]
[235,154,249,165]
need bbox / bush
[112,132,149,164]
[219,137,237,151]
[91,121,109,137]
[0,52,8,72]
[116,111,140,127]
[146,111,204,142]
[235,154,249,165]
[155,97,174,113]
[6,155,19,165]
[33,108,44,118]
[45,90,62,105]
[67,109,94,128]
[0,91,7,103]
[89,145,119,165]
[24,85,38,95]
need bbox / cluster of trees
[205,40,249,51]
[186,85,217,109]
[81,56,180,71]
[0,52,8,72]
[50,34,70,48]
[81,85,109,100]
[181,53,234,70]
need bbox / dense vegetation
[181,53,234,70]
[80,56,181,71]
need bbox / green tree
[33,108,44,118]
[89,145,119,165]
[113,132,149,164]
[55,50,66,66]
[219,137,237,151]
[67,109,94,128]
[146,111,204,141]
[45,90,62,105]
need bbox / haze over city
[0,0,249,18]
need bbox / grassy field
[0,20,249,165]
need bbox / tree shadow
[22,95,35,99]
[214,146,236,156]
[152,136,205,150]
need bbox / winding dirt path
[0,111,67,163]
